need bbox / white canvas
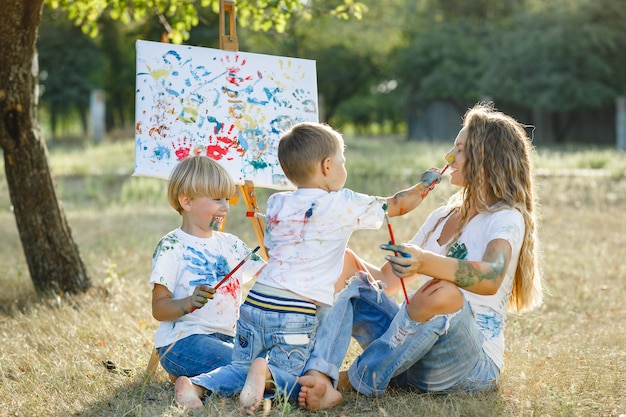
[134,40,319,190]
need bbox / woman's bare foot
[174,376,205,410]
[240,358,271,415]
[297,370,343,411]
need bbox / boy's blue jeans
[156,332,234,378]
[304,272,499,396]
[189,300,317,399]
[303,272,399,385]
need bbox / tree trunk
[0,0,90,295]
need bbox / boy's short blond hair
[278,122,344,186]
[167,156,236,214]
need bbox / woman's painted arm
[381,239,512,295]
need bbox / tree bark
[0,0,90,295]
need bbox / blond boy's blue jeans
[156,333,233,378]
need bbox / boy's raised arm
[385,168,442,217]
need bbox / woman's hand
[381,239,512,296]
[380,243,424,278]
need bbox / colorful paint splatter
[134,40,318,189]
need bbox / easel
[146,0,268,380]
[219,0,268,260]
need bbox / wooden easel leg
[217,2,266,258]
[146,347,177,382]
[240,181,268,260]
[146,347,160,378]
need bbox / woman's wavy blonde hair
[431,103,542,313]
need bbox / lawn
[0,137,624,416]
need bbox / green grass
[0,137,625,416]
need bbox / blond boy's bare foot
[298,370,343,411]
[240,358,271,415]
[174,376,205,410]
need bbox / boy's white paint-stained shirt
[410,204,525,371]
[149,228,265,348]
[257,188,385,306]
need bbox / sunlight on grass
[46,140,136,176]
[536,145,626,176]
[119,176,168,206]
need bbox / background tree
[38,7,105,140]
[0,0,365,296]
[0,0,90,295]
[385,0,626,142]
[391,0,521,138]
[239,0,403,130]
[97,15,137,131]
[484,0,626,142]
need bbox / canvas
[134,40,319,190]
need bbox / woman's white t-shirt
[410,204,525,370]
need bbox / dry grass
[0,138,625,416]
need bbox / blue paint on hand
[380,243,412,258]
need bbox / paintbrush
[383,204,410,305]
[427,151,455,191]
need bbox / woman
[298,103,543,410]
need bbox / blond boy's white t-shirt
[149,228,265,348]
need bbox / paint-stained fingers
[204,287,216,300]
[191,285,214,307]
[388,258,413,277]
[380,243,412,258]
